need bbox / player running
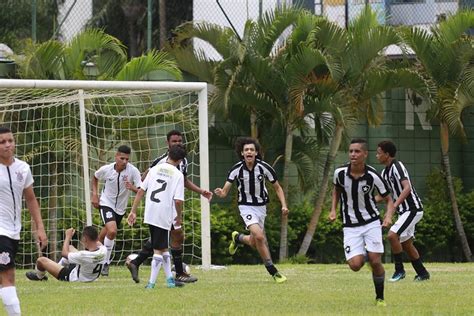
[214,137,289,283]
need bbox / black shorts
[58,264,77,281]
[0,236,19,271]
[148,225,170,250]
[99,206,124,227]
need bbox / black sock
[411,258,428,276]
[393,252,404,272]
[264,259,278,276]
[132,238,154,266]
[171,248,184,275]
[373,272,385,300]
[236,233,244,244]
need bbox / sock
[171,248,184,275]
[104,237,115,264]
[393,252,404,272]
[35,266,46,279]
[264,259,278,276]
[162,252,173,279]
[237,234,245,244]
[149,254,163,284]
[411,258,428,276]
[58,257,69,266]
[133,238,154,267]
[1,286,21,316]
[372,272,385,300]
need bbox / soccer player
[91,145,141,276]
[25,226,107,282]
[0,126,48,316]
[329,138,394,307]
[214,137,289,283]
[126,130,212,284]
[128,145,187,289]
[376,140,430,282]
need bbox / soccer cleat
[414,272,430,281]
[375,299,387,307]
[25,271,48,281]
[272,272,287,284]
[175,272,198,283]
[145,282,155,289]
[101,263,109,276]
[126,260,140,283]
[166,277,177,288]
[389,270,406,282]
[228,231,241,255]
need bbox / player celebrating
[91,145,141,276]
[329,138,394,307]
[376,140,430,282]
[26,226,107,282]
[0,126,48,316]
[128,145,187,289]
[126,130,212,284]
[214,137,289,283]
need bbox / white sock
[58,257,69,266]
[34,266,46,279]
[162,252,172,279]
[1,286,21,316]
[104,236,115,264]
[149,254,163,285]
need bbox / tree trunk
[159,0,167,49]
[298,123,343,256]
[250,109,258,139]
[48,162,58,262]
[279,124,292,261]
[440,123,473,261]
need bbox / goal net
[0,79,210,269]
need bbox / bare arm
[174,199,184,227]
[91,176,100,209]
[214,181,233,198]
[61,228,75,258]
[393,179,412,209]
[329,186,341,222]
[141,168,150,182]
[185,178,213,201]
[272,181,289,216]
[124,180,139,193]
[24,186,47,249]
[382,194,395,228]
[127,188,145,226]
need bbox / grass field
[7,263,474,315]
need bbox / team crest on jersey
[257,174,264,182]
[345,246,351,254]
[361,185,370,194]
[122,175,128,182]
[16,171,24,182]
[0,252,11,265]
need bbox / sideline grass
[8,263,474,315]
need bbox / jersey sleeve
[226,167,239,183]
[94,165,107,180]
[181,158,188,177]
[174,173,185,201]
[140,171,151,191]
[68,249,106,265]
[373,172,390,197]
[262,163,277,183]
[394,161,409,181]
[24,165,34,188]
[132,167,142,188]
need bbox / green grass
[7,263,474,315]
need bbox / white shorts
[238,205,267,229]
[390,211,423,243]
[343,220,384,261]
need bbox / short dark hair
[378,140,397,157]
[167,130,182,141]
[117,145,131,155]
[168,144,186,161]
[82,226,99,241]
[235,137,261,158]
[0,126,12,134]
[350,138,368,151]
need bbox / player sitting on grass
[214,137,289,283]
[128,145,186,289]
[26,226,107,282]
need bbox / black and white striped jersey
[150,152,188,177]
[226,159,277,206]
[381,159,423,214]
[333,164,390,227]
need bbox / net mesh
[0,87,203,268]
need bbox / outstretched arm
[185,178,213,201]
[272,181,289,216]
[214,181,233,199]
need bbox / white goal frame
[0,79,211,270]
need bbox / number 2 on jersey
[150,179,167,203]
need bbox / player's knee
[387,231,399,243]
[106,229,117,239]
[253,233,265,244]
[36,256,48,267]
[348,261,363,271]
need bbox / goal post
[0,79,211,270]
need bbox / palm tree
[297,7,428,255]
[401,10,474,261]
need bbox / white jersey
[142,162,184,230]
[0,158,34,240]
[67,245,107,282]
[94,163,142,215]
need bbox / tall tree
[401,10,474,261]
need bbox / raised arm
[24,185,48,249]
[272,181,289,216]
[61,228,75,258]
[214,181,233,199]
